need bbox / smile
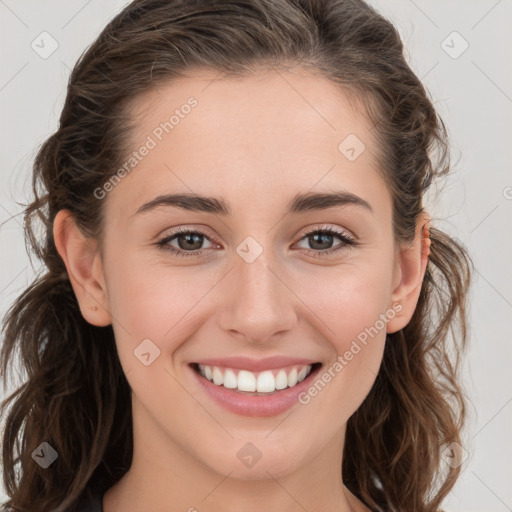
[195,363,316,394]
[189,361,323,417]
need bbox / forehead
[108,68,386,217]
[129,67,373,153]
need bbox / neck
[103,399,367,512]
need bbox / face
[73,69,411,481]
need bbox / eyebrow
[135,190,373,216]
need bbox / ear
[53,209,112,327]
[386,212,431,334]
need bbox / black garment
[75,485,104,512]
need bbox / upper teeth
[197,364,313,393]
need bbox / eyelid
[297,223,356,241]
[156,224,219,243]
[155,223,359,257]
[157,223,356,243]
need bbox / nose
[215,248,298,344]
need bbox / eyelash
[155,226,358,258]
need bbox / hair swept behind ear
[343,225,471,512]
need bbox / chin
[200,436,309,481]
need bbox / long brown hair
[1,0,472,510]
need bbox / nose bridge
[216,239,297,342]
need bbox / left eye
[295,227,357,254]
[155,226,357,258]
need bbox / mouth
[190,362,322,395]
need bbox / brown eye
[295,227,357,257]
[156,228,216,257]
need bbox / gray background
[1,1,511,510]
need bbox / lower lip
[190,364,322,417]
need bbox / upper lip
[192,356,319,372]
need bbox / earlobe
[386,213,431,334]
[53,210,112,327]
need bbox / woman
[0,0,472,511]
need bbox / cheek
[298,265,392,409]
[305,263,393,346]
[103,259,214,418]
[101,248,220,377]
[105,251,210,330]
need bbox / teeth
[197,364,314,393]
[287,367,298,387]
[275,369,288,390]
[256,370,275,393]
[297,366,309,382]
[223,369,237,389]
[212,366,224,385]
[238,370,256,392]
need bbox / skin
[54,68,430,512]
